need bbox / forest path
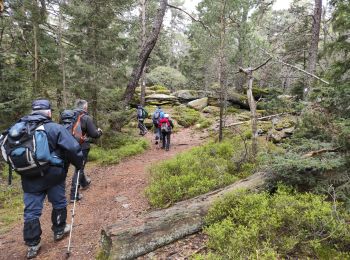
[0,128,206,260]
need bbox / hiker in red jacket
[158,114,174,151]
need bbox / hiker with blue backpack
[0,99,83,259]
[137,105,148,136]
[60,99,102,203]
[152,106,164,145]
[158,114,174,151]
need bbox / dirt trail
[0,128,206,260]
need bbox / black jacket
[78,111,102,150]
[19,113,83,192]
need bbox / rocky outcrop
[173,90,210,102]
[187,98,208,111]
[145,94,179,106]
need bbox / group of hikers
[137,105,174,151]
[0,99,173,259]
[0,99,102,258]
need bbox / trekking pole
[66,166,83,258]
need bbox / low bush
[0,165,23,234]
[172,106,200,128]
[198,186,350,259]
[145,137,256,208]
[89,138,149,165]
[266,136,350,205]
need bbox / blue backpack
[1,118,62,183]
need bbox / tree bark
[140,0,147,106]
[100,172,268,260]
[246,73,258,157]
[218,0,227,142]
[57,0,67,108]
[33,16,39,96]
[123,0,168,105]
[305,0,322,99]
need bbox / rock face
[145,94,179,106]
[187,97,208,111]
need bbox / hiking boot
[155,141,158,145]
[80,177,91,190]
[70,193,83,203]
[26,243,41,259]
[53,224,71,241]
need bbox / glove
[97,128,103,136]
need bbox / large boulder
[145,94,179,106]
[187,97,208,111]
[173,90,210,102]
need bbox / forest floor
[0,127,208,260]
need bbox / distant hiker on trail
[152,106,164,145]
[158,113,174,151]
[137,105,148,136]
[0,99,83,259]
[68,99,102,203]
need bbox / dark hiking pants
[23,181,67,246]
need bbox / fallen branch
[224,113,285,128]
[302,147,342,158]
[100,172,268,260]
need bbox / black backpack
[60,110,86,144]
[0,118,52,183]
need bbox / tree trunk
[33,18,39,96]
[123,0,168,105]
[218,0,227,142]
[57,0,67,108]
[246,73,258,158]
[100,172,268,260]
[235,5,248,92]
[305,0,322,99]
[140,0,147,106]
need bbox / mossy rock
[275,117,296,131]
[258,121,273,134]
[144,118,154,128]
[148,85,169,92]
[187,97,208,111]
[203,106,220,115]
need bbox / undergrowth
[145,137,258,208]
[89,137,149,165]
[195,186,350,259]
[0,165,23,234]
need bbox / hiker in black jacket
[70,99,102,202]
[1,99,84,259]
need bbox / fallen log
[302,147,342,158]
[225,113,285,128]
[100,172,268,260]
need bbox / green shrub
[201,186,350,259]
[172,106,200,127]
[0,165,23,234]
[294,110,335,142]
[89,139,149,165]
[147,66,187,91]
[145,138,256,208]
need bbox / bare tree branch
[167,4,213,37]
[258,47,330,85]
